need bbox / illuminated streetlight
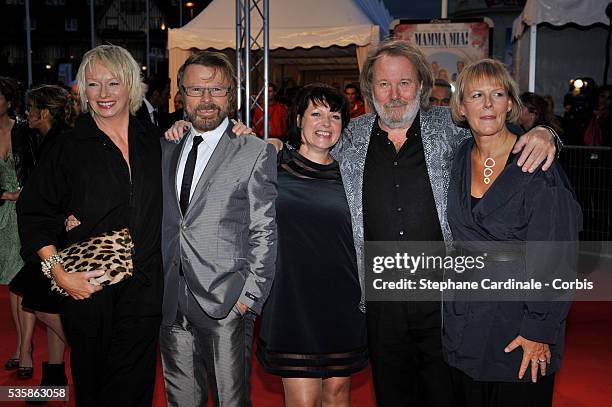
[45,64,52,70]
[161,23,166,30]
[185,1,195,20]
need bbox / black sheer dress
[257,147,368,378]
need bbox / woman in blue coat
[444,59,582,407]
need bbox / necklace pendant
[483,157,495,185]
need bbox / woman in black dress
[257,84,368,406]
[8,85,74,383]
[17,45,163,406]
[444,59,582,407]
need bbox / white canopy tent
[167,0,385,106]
[512,0,610,113]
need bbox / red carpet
[0,285,610,406]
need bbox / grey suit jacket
[161,122,278,323]
[331,107,470,311]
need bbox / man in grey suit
[159,51,277,406]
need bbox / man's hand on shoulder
[512,126,557,173]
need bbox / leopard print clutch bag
[50,228,135,296]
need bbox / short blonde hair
[76,45,146,116]
[450,58,522,126]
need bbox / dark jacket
[443,138,583,382]
[17,113,163,284]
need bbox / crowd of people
[0,36,584,407]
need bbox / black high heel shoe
[16,347,34,380]
[17,365,34,379]
[4,358,19,370]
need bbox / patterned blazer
[331,107,470,311]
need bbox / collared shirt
[176,117,228,201]
[362,114,444,242]
[143,98,157,125]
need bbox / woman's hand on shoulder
[164,120,191,143]
[230,119,255,136]
[268,138,283,153]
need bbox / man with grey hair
[160,50,277,406]
[332,39,559,406]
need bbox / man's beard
[374,88,421,130]
[185,102,228,132]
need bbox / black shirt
[17,114,163,278]
[362,114,444,242]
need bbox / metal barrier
[559,146,612,256]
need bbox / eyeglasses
[182,86,229,98]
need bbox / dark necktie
[152,109,159,126]
[179,135,203,215]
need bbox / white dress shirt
[176,117,228,201]
[143,98,156,124]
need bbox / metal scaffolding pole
[235,0,269,140]
[145,0,150,78]
[90,0,95,48]
[236,0,243,121]
[25,0,32,87]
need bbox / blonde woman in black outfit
[17,45,163,406]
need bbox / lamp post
[185,2,195,21]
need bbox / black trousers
[450,366,555,407]
[366,300,455,407]
[59,272,162,407]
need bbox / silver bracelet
[537,125,563,158]
[41,254,64,279]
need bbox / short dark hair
[0,76,20,116]
[177,51,236,115]
[344,82,360,94]
[434,79,451,89]
[286,83,350,149]
[520,91,563,134]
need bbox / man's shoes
[26,362,68,405]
